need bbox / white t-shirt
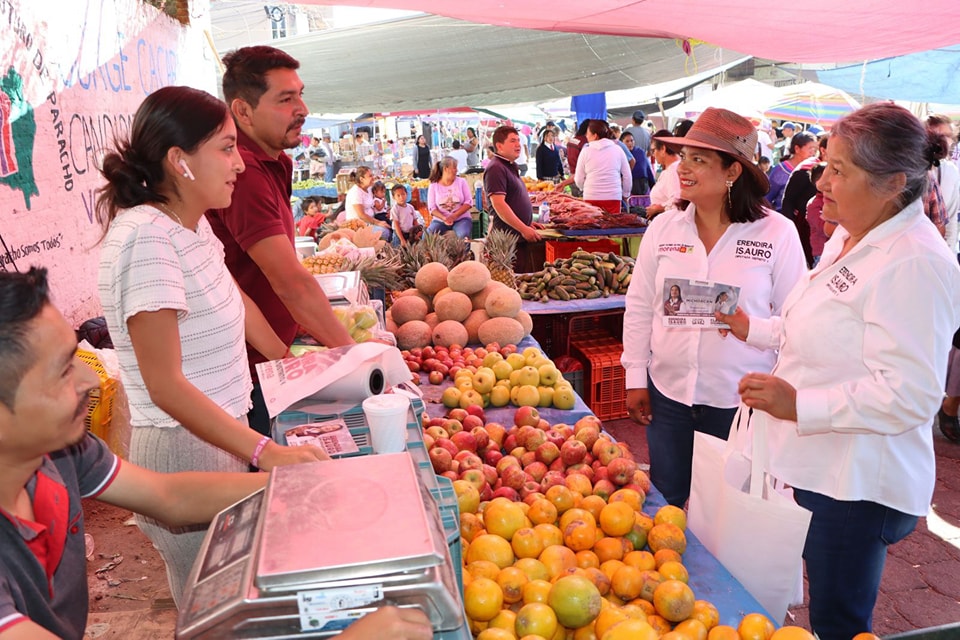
[345,184,374,220]
[98,206,252,428]
[649,160,681,210]
[621,204,807,407]
[447,148,468,170]
[746,199,960,515]
[392,203,420,232]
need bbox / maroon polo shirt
[206,128,298,381]
[483,154,533,237]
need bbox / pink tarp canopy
[297,1,959,63]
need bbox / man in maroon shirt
[206,47,353,437]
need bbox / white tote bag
[687,406,812,623]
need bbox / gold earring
[725,180,733,209]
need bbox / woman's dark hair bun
[926,128,950,166]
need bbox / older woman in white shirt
[724,103,960,640]
[574,120,632,214]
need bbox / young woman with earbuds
[95,86,330,607]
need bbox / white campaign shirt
[649,160,681,210]
[98,206,252,428]
[745,199,960,516]
[621,204,806,407]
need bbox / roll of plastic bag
[306,360,385,403]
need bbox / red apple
[479,484,493,501]
[459,468,485,492]
[597,441,623,466]
[523,428,547,452]
[524,461,548,483]
[607,457,638,486]
[442,418,464,435]
[536,441,561,465]
[593,478,616,500]
[462,414,484,431]
[423,433,435,450]
[491,486,519,501]
[482,447,503,466]
[520,450,537,467]
[481,464,498,487]
[484,422,507,446]
[429,447,453,474]
[435,437,458,458]
[519,481,542,500]
[560,439,588,466]
[540,470,567,491]
[465,404,486,420]
[593,466,610,483]
[440,470,458,481]
[422,346,436,359]
[566,463,594,482]
[548,458,566,472]
[514,406,541,427]
[455,451,483,472]
[576,426,601,451]
[632,469,651,493]
[496,456,520,476]
[427,417,447,428]
[545,430,566,449]
[451,430,478,453]
[471,426,490,451]
[428,370,444,384]
[536,418,551,431]
[447,408,468,422]
[425,426,449,441]
[575,415,603,433]
[501,465,527,491]
[503,434,518,452]
[552,423,574,439]
[509,446,526,460]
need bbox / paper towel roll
[307,360,385,402]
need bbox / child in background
[758,156,771,175]
[371,181,389,224]
[296,196,325,240]
[805,163,830,267]
[390,184,423,247]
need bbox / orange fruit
[584,566,612,596]
[658,559,689,583]
[563,518,599,552]
[851,635,882,640]
[619,602,650,621]
[514,557,551,583]
[467,534,516,569]
[545,484,576,514]
[690,599,720,629]
[707,626,741,640]
[636,570,664,602]
[646,614,673,635]
[624,524,648,553]
[487,609,518,633]
[522,578,554,605]
[737,613,775,640]
[573,624,599,640]
[593,607,630,639]
[626,598,656,615]
[647,522,687,555]
[599,502,636,537]
[539,544,577,579]
[464,577,504,622]
[461,512,486,542]
[467,559,503,581]
[559,507,597,531]
[527,499,559,525]
[593,536,625,563]
[565,472,594,497]
[485,499,529,541]
[611,565,644,600]
[515,602,559,639]
[654,548,683,568]
[599,559,625,582]
[580,494,608,521]
[534,523,564,548]
[652,579,695,622]
[477,628,516,640]
[469,619,490,636]
[623,550,657,571]
[600,619,659,640]
[513,527,546,559]
[497,566,530,604]
[635,511,655,533]
[654,504,687,531]
[673,618,709,640]
[576,549,601,569]
[770,627,816,640]
[609,488,644,511]
[548,574,604,629]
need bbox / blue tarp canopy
[571,93,608,124]
[816,44,960,104]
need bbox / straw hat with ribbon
[656,107,769,193]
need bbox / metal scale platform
[175,452,465,638]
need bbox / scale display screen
[197,489,263,583]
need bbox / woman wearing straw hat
[620,107,807,507]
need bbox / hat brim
[654,134,770,194]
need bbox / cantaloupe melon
[477,317,525,347]
[395,320,432,350]
[470,281,506,311]
[447,261,492,295]
[424,312,440,330]
[463,309,490,345]
[415,262,449,296]
[432,320,469,348]
[391,295,429,325]
[484,287,522,318]
[516,310,533,337]
[434,291,472,323]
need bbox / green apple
[516,365,541,387]
[492,360,514,381]
[482,351,504,368]
[553,387,576,410]
[472,367,497,394]
[538,363,560,386]
[506,353,527,371]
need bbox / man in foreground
[0,268,432,640]
[205,46,353,437]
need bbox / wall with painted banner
[0,0,217,325]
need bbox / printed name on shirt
[659,243,695,253]
[734,239,773,261]
[826,265,858,295]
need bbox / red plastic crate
[545,239,621,262]
[571,335,629,421]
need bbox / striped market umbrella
[763,82,861,128]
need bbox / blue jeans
[793,489,917,640]
[426,216,472,239]
[647,378,737,507]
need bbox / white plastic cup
[362,394,410,454]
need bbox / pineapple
[482,228,518,288]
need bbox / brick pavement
[604,416,960,635]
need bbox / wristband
[251,435,271,469]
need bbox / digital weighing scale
[175,452,465,638]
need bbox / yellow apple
[489,385,511,407]
[537,386,555,407]
[538,363,560,386]
[516,365,541,387]
[553,387,576,410]
[492,360,514,381]
[482,351,504,368]
[459,389,484,409]
[506,353,527,371]
[442,386,462,408]
[515,384,541,407]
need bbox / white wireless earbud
[178,159,196,181]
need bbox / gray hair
[831,103,938,210]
